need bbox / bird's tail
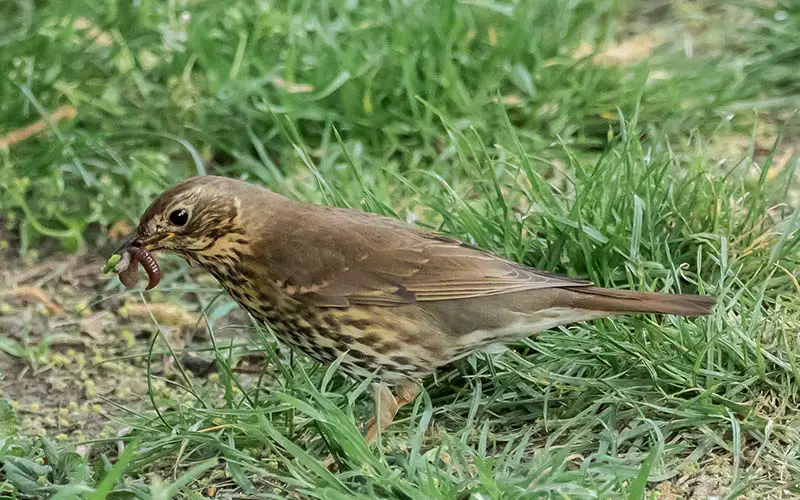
[565,286,716,317]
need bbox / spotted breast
[188,247,444,383]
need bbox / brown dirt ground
[0,221,257,451]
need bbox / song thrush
[112,175,715,442]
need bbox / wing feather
[256,203,591,307]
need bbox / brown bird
[114,175,715,443]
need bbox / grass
[1,0,800,497]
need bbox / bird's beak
[113,231,174,255]
[112,231,142,255]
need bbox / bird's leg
[323,380,420,471]
[364,380,420,444]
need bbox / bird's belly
[206,265,448,382]
[232,294,441,383]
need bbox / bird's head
[115,176,250,259]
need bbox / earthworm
[133,247,161,290]
[116,247,162,290]
[116,251,138,288]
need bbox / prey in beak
[106,232,162,290]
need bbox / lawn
[1,0,799,498]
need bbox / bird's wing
[261,206,592,307]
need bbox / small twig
[197,424,229,433]
[0,104,77,148]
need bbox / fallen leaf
[120,302,198,327]
[574,32,665,67]
[594,33,664,66]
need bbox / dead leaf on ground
[119,302,198,327]
[573,32,665,67]
[7,286,64,315]
[594,33,664,66]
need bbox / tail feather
[567,286,716,317]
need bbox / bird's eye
[169,208,189,227]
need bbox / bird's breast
[193,255,450,383]
[194,254,332,349]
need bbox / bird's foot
[364,381,419,444]
[323,380,420,470]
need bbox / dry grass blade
[0,104,77,148]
